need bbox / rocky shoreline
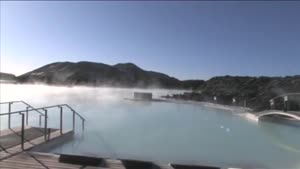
[168,98,252,113]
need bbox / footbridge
[257,110,300,120]
[270,93,300,101]
[269,93,300,110]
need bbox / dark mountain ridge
[17,61,182,88]
[5,61,300,111]
[0,72,16,81]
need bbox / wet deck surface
[0,127,72,160]
[0,127,57,150]
[0,127,225,169]
[0,152,176,169]
[0,128,192,169]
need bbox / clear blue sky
[1,1,300,80]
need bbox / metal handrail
[0,100,44,116]
[62,104,85,121]
[0,111,25,116]
[0,100,45,128]
[0,112,26,150]
[26,104,85,122]
[0,103,85,151]
[270,93,300,101]
[268,93,300,111]
[0,101,84,121]
[0,101,86,130]
[0,104,85,129]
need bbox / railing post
[39,115,42,127]
[72,110,75,131]
[284,96,288,112]
[8,102,12,129]
[82,119,85,131]
[59,106,63,135]
[26,106,29,126]
[48,128,51,140]
[21,113,25,150]
[44,109,48,141]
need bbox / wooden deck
[0,127,171,169]
[0,151,178,169]
[0,127,73,160]
[0,152,108,169]
[0,127,224,169]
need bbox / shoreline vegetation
[164,98,252,113]
[1,61,299,112]
[161,74,300,112]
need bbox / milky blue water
[1,84,300,169]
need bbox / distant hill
[0,72,16,82]
[180,80,206,90]
[17,61,183,88]
[5,61,300,111]
[202,75,300,110]
[164,75,300,111]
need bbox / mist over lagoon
[1,84,300,169]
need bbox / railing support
[48,128,51,140]
[82,120,85,131]
[59,106,63,135]
[20,113,25,150]
[44,109,48,141]
[1,102,85,136]
[26,106,29,126]
[72,110,75,131]
[8,102,12,129]
[39,115,42,127]
[284,100,288,112]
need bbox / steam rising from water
[1,84,300,169]
[0,84,186,105]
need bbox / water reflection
[259,121,300,153]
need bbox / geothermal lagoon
[1,84,300,169]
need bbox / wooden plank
[2,153,83,169]
[0,127,175,169]
[0,127,72,160]
[0,162,45,169]
[0,127,31,137]
[105,159,127,169]
[84,167,107,169]
[1,151,174,169]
